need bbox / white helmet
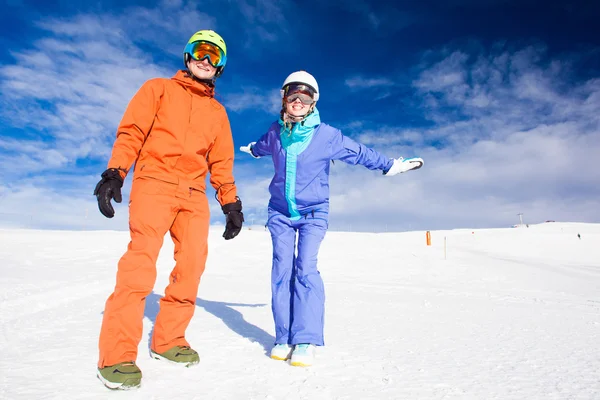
[280,71,320,101]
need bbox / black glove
[93,168,124,218]
[222,199,244,240]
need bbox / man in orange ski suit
[93,30,243,389]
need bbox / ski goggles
[184,41,227,68]
[284,83,316,104]
[286,92,314,105]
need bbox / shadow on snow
[144,291,274,357]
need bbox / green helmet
[183,30,227,77]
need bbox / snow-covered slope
[1,222,598,399]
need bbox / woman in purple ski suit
[240,71,423,366]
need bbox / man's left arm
[207,108,243,239]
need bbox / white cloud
[232,0,293,46]
[223,88,281,114]
[356,127,425,147]
[0,177,131,230]
[316,45,600,231]
[343,76,399,100]
[345,76,395,89]
[0,17,174,176]
[236,0,289,26]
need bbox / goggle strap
[285,83,315,97]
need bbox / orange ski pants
[98,177,210,368]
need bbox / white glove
[240,142,259,158]
[384,157,424,176]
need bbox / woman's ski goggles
[184,41,227,68]
[284,83,316,104]
[286,92,314,105]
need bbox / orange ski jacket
[107,70,237,205]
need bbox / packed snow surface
[1,222,599,399]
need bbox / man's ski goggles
[284,83,316,104]
[184,41,227,68]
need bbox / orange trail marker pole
[426,231,431,246]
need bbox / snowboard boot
[151,345,200,367]
[270,344,293,361]
[290,344,316,367]
[97,361,142,390]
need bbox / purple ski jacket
[251,112,393,220]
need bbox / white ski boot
[290,344,316,367]
[270,344,293,360]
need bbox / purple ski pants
[267,209,328,346]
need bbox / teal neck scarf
[279,107,321,155]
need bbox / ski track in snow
[0,223,599,399]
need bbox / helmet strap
[281,102,315,129]
[184,69,216,86]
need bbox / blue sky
[1,0,599,232]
